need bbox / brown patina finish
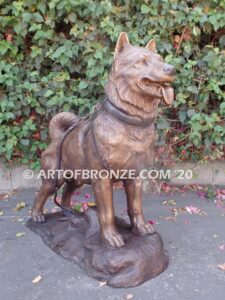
[31,32,175,248]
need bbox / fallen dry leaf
[113,181,124,189]
[82,202,89,211]
[159,216,176,221]
[185,206,207,216]
[162,199,176,206]
[0,191,16,200]
[185,206,200,214]
[14,201,26,212]
[16,232,25,238]
[125,294,134,300]
[199,211,208,216]
[32,275,42,284]
[0,193,9,200]
[87,201,96,207]
[99,280,107,286]
[0,210,4,216]
[216,189,225,200]
[218,244,225,251]
[218,263,225,271]
[16,218,24,222]
[171,207,186,216]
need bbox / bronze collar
[102,99,155,128]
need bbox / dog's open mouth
[139,78,174,105]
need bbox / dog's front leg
[124,178,155,235]
[92,178,124,248]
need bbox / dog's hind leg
[61,181,83,208]
[124,178,155,235]
[32,179,61,223]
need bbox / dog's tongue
[161,86,174,105]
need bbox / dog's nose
[163,64,176,76]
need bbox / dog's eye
[136,58,147,65]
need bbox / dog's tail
[49,112,77,141]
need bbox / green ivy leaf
[141,4,151,14]
[78,81,88,89]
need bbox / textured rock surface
[26,208,169,288]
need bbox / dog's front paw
[136,222,155,235]
[102,229,125,248]
[132,216,155,235]
[31,211,46,223]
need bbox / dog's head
[112,32,176,105]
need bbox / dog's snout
[163,64,176,76]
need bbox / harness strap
[53,115,91,213]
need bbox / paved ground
[0,187,225,300]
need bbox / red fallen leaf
[161,183,171,193]
[5,34,13,42]
[148,220,156,225]
[218,263,225,271]
[84,193,91,199]
[81,202,88,211]
[197,192,206,198]
[218,245,225,251]
[32,132,40,140]
[30,112,36,120]
[216,189,225,200]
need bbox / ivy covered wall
[0,0,224,167]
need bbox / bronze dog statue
[31,32,175,248]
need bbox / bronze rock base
[26,208,169,288]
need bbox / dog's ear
[114,32,130,59]
[146,39,157,53]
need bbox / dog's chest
[93,114,155,169]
